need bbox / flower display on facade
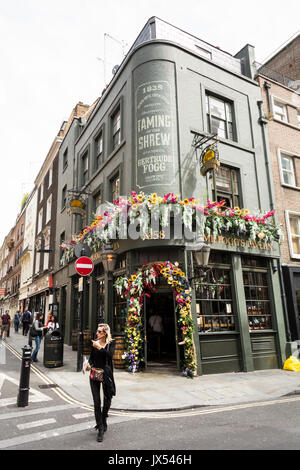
[60,191,283,264]
[115,261,197,377]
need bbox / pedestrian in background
[21,309,31,336]
[0,310,11,340]
[47,315,59,332]
[14,311,21,333]
[30,313,47,362]
[86,323,116,443]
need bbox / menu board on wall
[134,61,179,193]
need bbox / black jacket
[89,340,116,397]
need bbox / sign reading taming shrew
[135,80,176,190]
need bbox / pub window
[195,264,236,333]
[113,284,127,335]
[95,131,103,170]
[96,278,105,325]
[81,151,89,186]
[206,94,235,141]
[111,173,120,202]
[111,107,121,151]
[242,256,272,330]
[93,190,102,216]
[212,166,240,208]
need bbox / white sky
[1,0,299,246]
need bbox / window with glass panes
[280,153,296,186]
[92,190,102,220]
[96,278,105,324]
[82,152,89,186]
[95,131,103,169]
[112,108,121,150]
[195,253,236,332]
[206,94,235,140]
[288,213,300,257]
[242,256,272,330]
[273,99,287,122]
[111,174,120,202]
[113,284,127,334]
[212,166,240,208]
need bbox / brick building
[257,38,300,343]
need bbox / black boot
[97,425,104,442]
[102,415,107,433]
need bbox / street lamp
[186,234,211,283]
[101,243,117,275]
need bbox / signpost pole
[74,253,94,373]
[77,276,84,372]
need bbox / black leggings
[90,379,112,427]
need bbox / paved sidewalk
[4,331,300,411]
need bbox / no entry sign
[75,256,94,276]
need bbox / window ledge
[273,118,300,131]
[281,183,300,192]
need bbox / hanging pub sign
[67,198,86,217]
[200,145,220,176]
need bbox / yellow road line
[4,341,300,419]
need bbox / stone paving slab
[4,332,300,410]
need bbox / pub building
[54,17,287,375]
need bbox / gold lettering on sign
[203,234,272,251]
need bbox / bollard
[17,344,32,407]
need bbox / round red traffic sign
[75,256,94,276]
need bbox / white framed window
[286,211,300,259]
[272,97,288,122]
[206,94,235,141]
[35,251,40,274]
[39,183,43,202]
[46,195,52,223]
[37,208,43,234]
[279,152,296,186]
[297,109,300,128]
[48,166,52,187]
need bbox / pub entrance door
[144,290,179,369]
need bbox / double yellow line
[4,341,300,420]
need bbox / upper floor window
[48,166,53,187]
[111,174,120,202]
[206,94,235,140]
[95,131,103,170]
[280,152,296,186]
[63,148,68,171]
[39,183,43,203]
[62,185,67,210]
[112,107,121,150]
[212,166,240,208]
[286,212,300,259]
[46,195,52,223]
[37,208,43,234]
[273,99,288,122]
[93,190,102,217]
[82,151,89,186]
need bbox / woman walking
[87,323,116,442]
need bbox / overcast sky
[1,0,299,246]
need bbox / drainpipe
[263,81,272,114]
